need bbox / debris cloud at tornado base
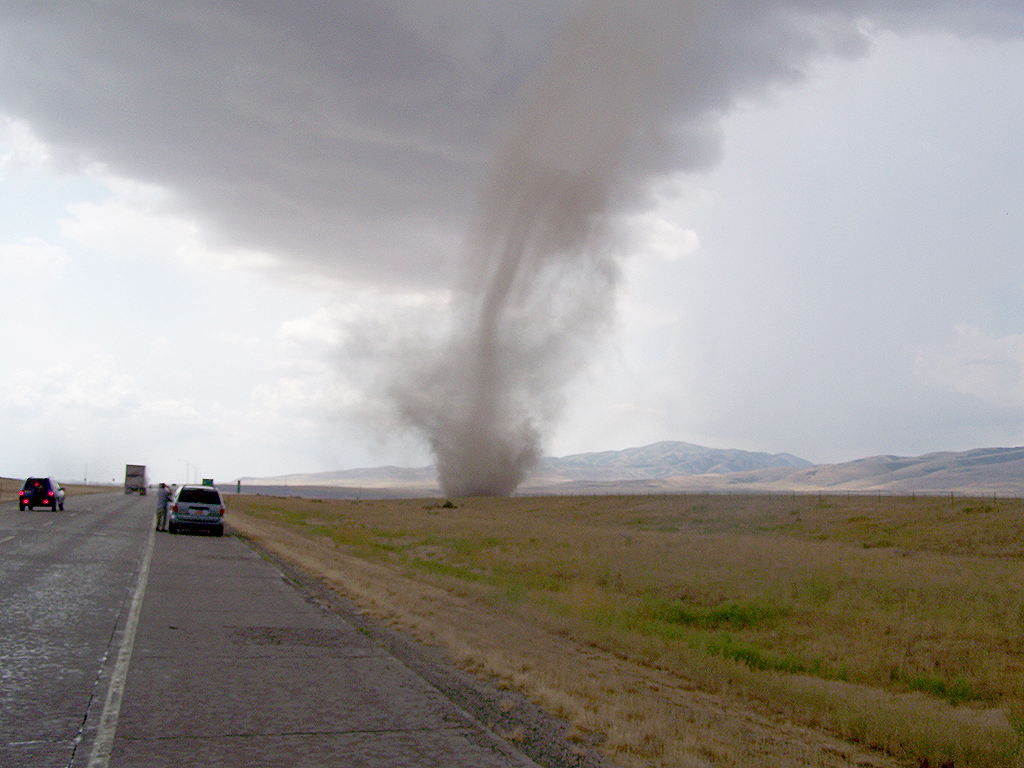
[389,1,691,497]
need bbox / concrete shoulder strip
[87,526,156,768]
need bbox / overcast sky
[1,2,1023,486]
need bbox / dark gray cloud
[0,2,564,285]
[1,1,1020,289]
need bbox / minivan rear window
[178,488,221,504]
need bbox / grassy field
[226,491,1024,768]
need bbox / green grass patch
[903,672,983,705]
[403,557,485,582]
[705,633,847,680]
[645,598,790,630]
[492,564,564,593]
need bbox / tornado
[391,1,690,496]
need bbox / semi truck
[125,464,147,495]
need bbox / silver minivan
[167,484,225,536]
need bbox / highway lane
[2,491,542,767]
[0,491,153,767]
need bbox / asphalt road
[1,492,541,768]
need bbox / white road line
[0,535,14,544]
[87,526,156,768]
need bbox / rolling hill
[241,442,1024,497]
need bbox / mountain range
[242,442,1024,497]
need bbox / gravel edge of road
[230,528,620,768]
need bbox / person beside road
[156,482,171,531]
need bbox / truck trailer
[125,464,147,495]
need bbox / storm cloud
[0,2,1019,285]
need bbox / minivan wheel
[167,522,176,534]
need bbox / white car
[166,484,225,536]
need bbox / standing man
[156,482,171,531]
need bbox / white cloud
[622,209,701,264]
[276,286,454,353]
[0,364,137,415]
[916,325,1024,408]
[250,376,365,420]
[0,237,70,278]
[0,116,51,174]
[135,397,202,424]
[277,307,346,348]
[59,173,279,274]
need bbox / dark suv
[19,477,65,511]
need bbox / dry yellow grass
[226,492,1024,768]
[0,477,20,500]
[62,482,119,497]
[1,477,116,500]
